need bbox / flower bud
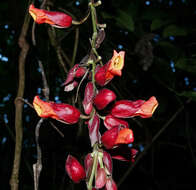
[105,177,117,190]
[65,155,86,183]
[95,168,107,189]
[82,82,94,115]
[29,4,72,28]
[104,114,129,130]
[84,153,93,178]
[111,96,158,118]
[94,89,116,110]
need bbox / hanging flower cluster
[30,2,158,190]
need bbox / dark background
[1,0,196,189]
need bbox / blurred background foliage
[0,0,196,189]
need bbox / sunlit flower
[29,4,72,28]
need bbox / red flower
[94,89,116,110]
[95,50,125,86]
[101,127,134,149]
[111,96,158,118]
[65,155,86,183]
[33,96,80,124]
[95,168,107,189]
[82,82,94,115]
[104,114,129,130]
[29,4,72,28]
[105,177,117,190]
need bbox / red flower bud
[82,82,94,115]
[94,89,116,110]
[103,151,113,174]
[33,96,80,124]
[115,128,134,145]
[105,177,117,190]
[111,96,158,118]
[95,168,107,189]
[65,155,86,183]
[101,127,134,149]
[29,4,72,28]
[104,114,129,130]
[62,64,86,86]
[84,153,93,178]
[101,127,119,149]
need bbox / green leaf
[175,58,196,74]
[116,10,134,32]
[163,25,187,38]
[158,41,180,59]
[151,19,172,31]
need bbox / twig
[117,98,191,187]
[15,97,34,109]
[33,118,44,190]
[71,28,79,67]
[75,68,89,102]
[9,2,31,190]
[49,121,64,138]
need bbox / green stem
[87,150,99,190]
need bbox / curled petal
[115,128,134,145]
[33,96,80,124]
[65,155,86,183]
[62,64,86,86]
[82,82,94,115]
[94,89,116,110]
[107,50,125,76]
[135,96,159,118]
[95,64,110,86]
[104,114,129,130]
[95,168,107,189]
[29,4,72,28]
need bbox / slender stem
[87,150,99,190]
[71,28,79,67]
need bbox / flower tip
[138,96,159,118]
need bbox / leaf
[175,58,196,74]
[116,10,134,32]
[151,19,172,31]
[163,25,187,38]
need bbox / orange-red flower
[29,4,72,28]
[111,96,158,119]
[33,96,80,124]
[107,50,125,77]
[95,50,125,86]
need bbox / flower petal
[33,96,80,124]
[65,155,86,183]
[104,114,129,130]
[29,4,72,28]
[94,89,116,110]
